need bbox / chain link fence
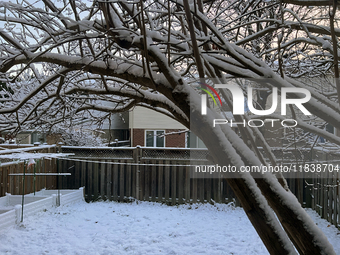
[61,146,209,161]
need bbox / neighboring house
[2,106,189,148]
[69,106,189,148]
[100,111,130,145]
[6,131,45,144]
[129,106,187,147]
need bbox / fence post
[57,142,63,153]
[133,146,141,200]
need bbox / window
[186,131,206,148]
[326,124,335,135]
[145,130,165,147]
[319,124,337,143]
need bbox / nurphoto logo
[199,82,311,128]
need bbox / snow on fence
[0,145,58,197]
[1,145,339,229]
[0,188,84,233]
[59,147,237,205]
[59,146,321,205]
[59,146,340,228]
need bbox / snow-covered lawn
[0,201,339,255]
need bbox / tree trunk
[190,110,336,255]
[255,178,335,255]
[190,112,296,254]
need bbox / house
[102,106,203,148]
[1,106,190,148]
[128,106,187,147]
[1,131,45,145]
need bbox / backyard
[1,145,340,254]
[2,0,340,253]
[1,200,339,255]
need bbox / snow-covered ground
[0,201,339,255]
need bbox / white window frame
[145,130,165,147]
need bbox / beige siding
[129,107,186,129]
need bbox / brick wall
[131,128,186,147]
[132,129,145,147]
[165,129,186,148]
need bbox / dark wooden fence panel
[57,156,237,205]
[57,146,340,228]
[309,170,340,228]
[2,146,340,228]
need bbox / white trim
[145,130,165,147]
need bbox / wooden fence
[0,145,58,197]
[58,147,237,204]
[0,145,339,228]
[309,170,340,228]
[58,146,340,228]
[277,148,340,228]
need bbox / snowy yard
[0,201,339,255]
